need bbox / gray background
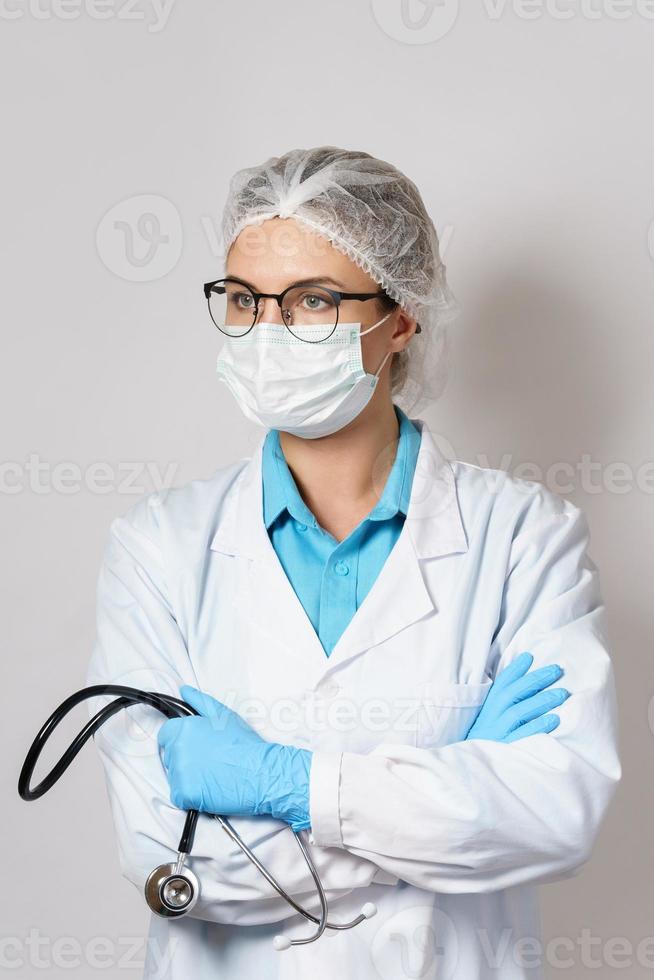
[2,2,653,977]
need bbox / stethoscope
[18,684,377,950]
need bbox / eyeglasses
[203,277,415,344]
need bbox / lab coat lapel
[323,526,433,672]
[209,433,330,679]
[209,419,469,680]
[323,419,469,673]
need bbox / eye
[234,292,255,309]
[299,291,335,311]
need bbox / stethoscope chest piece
[145,862,200,918]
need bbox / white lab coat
[85,417,621,980]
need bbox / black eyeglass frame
[203,277,421,341]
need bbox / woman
[86,147,621,979]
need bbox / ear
[392,308,420,350]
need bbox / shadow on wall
[450,273,624,470]
[446,267,648,967]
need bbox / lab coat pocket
[416,679,493,748]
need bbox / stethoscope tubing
[18,685,201,853]
[17,684,375,945]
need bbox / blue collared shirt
[261,404,422,656]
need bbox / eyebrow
[225,274,349,292]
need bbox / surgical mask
[215,311,393,439]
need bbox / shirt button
[297,523,308,532]
[334,560,349,576]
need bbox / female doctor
[86,146,621,980]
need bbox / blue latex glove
[159,656,567,829]
[466,651,571,743]
[157,685,312,832]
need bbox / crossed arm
[86,493,621,923]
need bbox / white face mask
[215,311,393,439]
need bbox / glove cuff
[255,743,313,831]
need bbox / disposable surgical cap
[220,145,459,413]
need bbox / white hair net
[220,146,459,414]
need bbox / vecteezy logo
[370,0,459,43]
[95,194,183,282]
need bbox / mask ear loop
[358,310,394,380]
[372,349,393,380]
[359,310,393,336]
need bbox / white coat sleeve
[308,492,622,893]
[86,498,394,927]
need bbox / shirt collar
[261,405,421,530]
